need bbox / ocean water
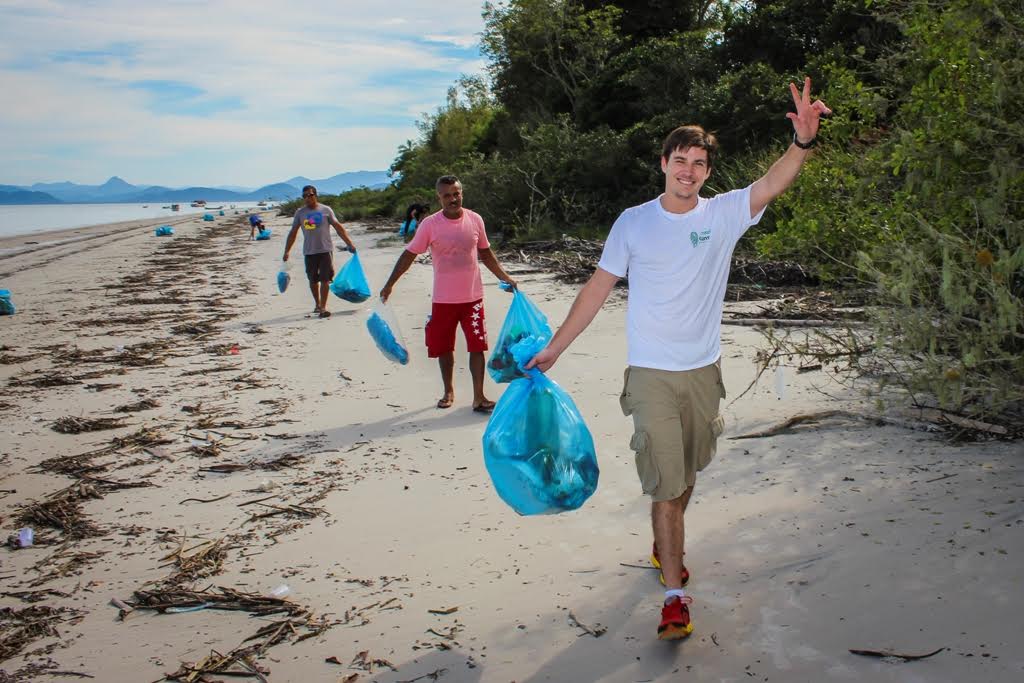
[0,202,275,239]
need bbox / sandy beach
[0,212,1022,682]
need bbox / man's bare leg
[652,495,686,589]
[469,351,493,410]
[308,281,320,313]
[679,485,694,563]
[318,281,330,314]
[437,353,455,408]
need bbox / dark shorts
[425,299,488,357]
[304,252,334,283]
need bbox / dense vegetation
[283,0,1022,426]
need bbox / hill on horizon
[3,170,391,204]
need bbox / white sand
[0,211,1022,682]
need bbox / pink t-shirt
[406,209,491,304]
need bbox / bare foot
[472,399,495,414]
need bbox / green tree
[482,0,622,122]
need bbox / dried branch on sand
[0,605,83,662]
[51,416,127,434]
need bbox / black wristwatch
[793,132,817,149]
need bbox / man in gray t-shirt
[284,185,357,318]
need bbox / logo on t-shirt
[302,211,323,230]
[690,229,712,247]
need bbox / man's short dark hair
[661,125,718,169]
[435,175,461,192]
[302,185,317,196]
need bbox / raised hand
[786,77,832,144]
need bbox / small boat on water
[257,201,267,207]
[205,205,224,210]
[190,200,207,207]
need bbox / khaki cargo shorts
[619,361,727,502]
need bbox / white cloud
[423,33,481,49]
[0,0,489,186]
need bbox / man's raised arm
[749,77,832,219]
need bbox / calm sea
[0,202,274,239]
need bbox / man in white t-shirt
[528,78,831,641]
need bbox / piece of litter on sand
[427,606,458,615]
[179,493,232,505]
[568,610,607,637]
[165,602,213,614]
[397,669,448,683]
[109,597,135,621]
[849,647,945,662]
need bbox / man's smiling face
[661,146,712,202]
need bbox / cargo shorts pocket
[714,360,727,399]
[629,430,659,495]
[699,414,726,470]
[619,367,633,416]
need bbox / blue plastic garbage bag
[330,252,371,303]
[482,336,599,515]
[154,225,174,236]
[203,213,215,221]
[366,300,409,365]
[0,289,15,316]
[487,287,552,383]
[276,261,291,293]
[218,210,225,216]
[255,228,272,240]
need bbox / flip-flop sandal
[472,402,495,414]
[437,396,454,409]
[319,310,332,318]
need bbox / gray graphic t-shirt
[292,204,337,255]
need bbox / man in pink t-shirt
[381,175,517,413]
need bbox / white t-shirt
[597,186,765,371]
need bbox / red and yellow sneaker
[658,595,694,641]
[651,543,690,587]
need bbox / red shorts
[425,299,488,357]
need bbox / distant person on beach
[283,185,357,319]
[399,203,428,242]
[527,79,831,641]
[248,213,264,240]
[380,175,517,413]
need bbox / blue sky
[0,0,490,187]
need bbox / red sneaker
[658,595,694,641]
[651,543,690,587]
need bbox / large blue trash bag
[154,225,174,236]
[366,300,409,365]
[487,287,553,383]
[330,252,371,303]
[0,289,15,316]
[255,228,272,240]
[276,261,291,293]
[482,336,599,515]
[203,213,215,221]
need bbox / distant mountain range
[0,171,392,205]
